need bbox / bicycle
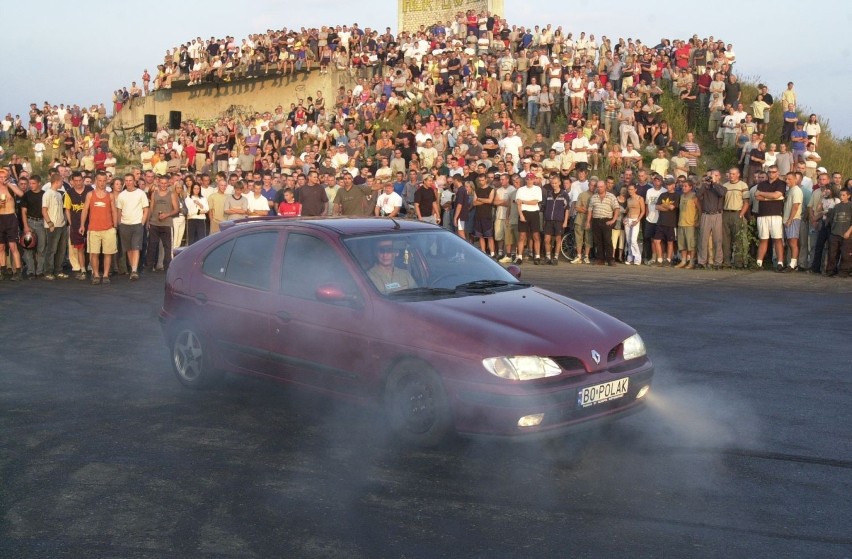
[560,216,578,261]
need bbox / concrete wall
[397,0,503,33]
[109,70,355,133]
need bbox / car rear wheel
[384,361,453,447]
[171,325,222,389]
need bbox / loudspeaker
[144,114,157,133]
[169,110,182,129]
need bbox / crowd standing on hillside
[2,11,852,284]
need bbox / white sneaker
[583,257,591,264]
[498,256,513,264]
[570,257,581,264]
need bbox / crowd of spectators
[1,103,114,187]
[2,11,851,284]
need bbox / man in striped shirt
[585,180,621,265]
[680,132,701,171]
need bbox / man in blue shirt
[790,122,808,161]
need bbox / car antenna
[389,216,401,230]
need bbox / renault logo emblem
[591,350,601,365]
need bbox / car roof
[221,216,442,236]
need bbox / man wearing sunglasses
[367,240,416,294]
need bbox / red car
[160,218,653,446]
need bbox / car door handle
[275,310,291,323]
[194,292,208,304]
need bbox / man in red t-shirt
[675,41,691,70]
[277,188,302,217]
[93,148,107,171]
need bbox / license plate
[577,378,629,408]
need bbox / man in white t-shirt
[571,135,591,172]
[644,176,665,264]
[569,168,590,209]
[374,183,402,217]
[802,142,821,182]
[499,128,524,164]
[115,174,150,280]
[525,78,541,128]
[515,172,543,265]
[33,140,46,163]
[140,146,155,171]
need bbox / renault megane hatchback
[160,218,653,446]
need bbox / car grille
[608,344,621,362]
[550,356,586,374]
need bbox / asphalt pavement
[1,265,851,558]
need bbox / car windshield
[343,230,527,298]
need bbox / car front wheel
[383,360,453,447]
[171,325,222,388]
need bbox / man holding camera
[695,169,726,269]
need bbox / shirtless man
[0,167,25,280]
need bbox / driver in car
[367,240,417,294]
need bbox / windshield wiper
[454,280,531,291]
[387,287,457,297]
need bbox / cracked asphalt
[1,265,850,558]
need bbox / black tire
[170,324,222,389]
[383,360,453,447]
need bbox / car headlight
[482,356,562,381]
[622,333,647,361]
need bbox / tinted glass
[344,230,519,295]
[281,234,359,300]
[201,239,234,280]
[223,232,278,289]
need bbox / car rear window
[200,232,278,290]
[201,239,234,280]
[224,232,278,289]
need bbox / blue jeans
[527,100,538,128]
[443,208,455,233]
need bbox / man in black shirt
[754,165,787,270]
[413,175,441,225]
[295,170,328,216]
[21,176,46,278]
[472,174,495,257]
[654,177,680,265]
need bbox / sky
[3,0,851,138]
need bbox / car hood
[392,287,635,368]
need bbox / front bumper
[446,358,654,437]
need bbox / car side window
[223,232,278,290]
[201,239,234,280]
[281,233,359,301]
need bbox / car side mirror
[506,265,522,280]
[315,283,361,308]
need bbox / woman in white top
[804,114,821,148]
[763,143,777,172]
[185,182,209,245]
[227,149,239,173]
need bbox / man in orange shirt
[79,171,118,284]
